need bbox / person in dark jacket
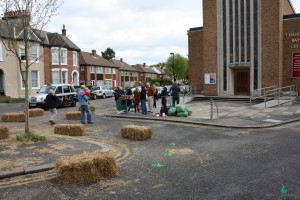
[170,83,181,107]
[140,84,147,114]
[45,89,58,125]
[133,87,141,112]
[161,84,168,112]
[114,87,123,114]
[153,88,158,108]
[125,87,133,112]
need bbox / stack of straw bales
[120,125,153,141]
[54,124,85,136]
[56,151,118,185]
[0,125,9,139]
[1,113,25,122]
[66,112,81,120]
[28,108,45,117]
[78,105,96,112]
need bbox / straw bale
[120,125,153,141]
[56,151,118,185]
[28,108,45,117]
[66,112,81,120]
[0,125,9,139]
[54,124,85,136]
[1,113,25,122]
[78,105,96,112]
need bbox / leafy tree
[101,47,115,60]
[0,0,63,138]
[165,53,188,83]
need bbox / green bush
[154,82,160,87]
[16,130,47,143]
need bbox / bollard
[210,98,213,120]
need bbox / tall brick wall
[283,18,300,91]
[283,0,295,15]
[188,30,203,93]
[202,0,218,96]
[261,0,283,88]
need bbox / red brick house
[133,63,157,84]
[43,25,81,86]
[112,58,138,87]
[79,50,119,87]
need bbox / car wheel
[71,100,76,107]
[102,94,106,99]
[93,94,97,100]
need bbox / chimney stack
[62,24,66,36]
[120,58,123,63]
[92,50,96,56]
[143,63,146,67]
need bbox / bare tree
[0,0,63,138]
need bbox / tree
[101,47,115,60]
[165,53,188,83]
[0,0,63,138]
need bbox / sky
[45,0,300,66]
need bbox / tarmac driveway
[1,117,300,200]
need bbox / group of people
[45,83,181,125]
[114,82,181,115]
[45,85,93,125]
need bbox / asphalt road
[0,115,300,199]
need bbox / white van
[29,84,78,109]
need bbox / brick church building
[188,0,300,96]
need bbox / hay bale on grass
[28,108,45,117]
[56,151,118,185]
[78,105,96,112]
[66,112,81,120]
[0,125,9,139]
[54,124,85,136]
[1,113,25,122]
[120,125,152,141]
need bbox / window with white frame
[80,66,85,71]
[97,67,103,74]
[90,80,95,86]
[30,45,38,62]
[106,67,111,74]
[73,51,77,67]
[20,45,25,61]
[90,66,95,73]
[31,71,39,88]
[21,71,26,88]
[121,71,124,75]
[60,48,67,65]
[52,70,60,84]
[0,42,3,61]
[141,73,143,76]
[51,47,59,65]
[112,68,116,74]
[61,70,68,84]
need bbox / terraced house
[0,11,45,98]
[188,0,300,96]
[79,50,119,88]
[112,58,138,88]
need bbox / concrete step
[252,97,297,108]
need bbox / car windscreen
[91,86,99,90]
[38,86,56,94]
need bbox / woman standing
[140,84,147,114]
[133,87,141,112]
[46,89,58,125]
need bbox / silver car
[90,86,114,99]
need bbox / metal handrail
[250,85,277,103]
[262,85,298,108]
[210,98,219,120]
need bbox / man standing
[45,89,57,125]
[146,82,155,113]
[140,84,147,114]
[161,84,168,113]
[170,83,181,107]
[78,85,93,124]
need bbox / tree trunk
[24,28,30,138]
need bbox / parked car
[29,84,78,109]
[90,86,114,99]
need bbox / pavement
[1,95,300,180]
[102,95,300,129]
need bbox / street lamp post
[170,52,175,83]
